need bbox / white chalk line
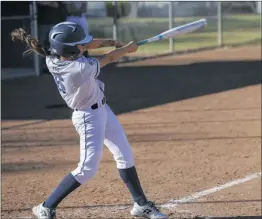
[6,172,261,217]
[161,172,262,209]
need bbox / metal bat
[136,18,207,46]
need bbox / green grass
[132,31,260,55]
[88,14,261,27]
[88,14,261,55]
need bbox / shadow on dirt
[2,135,261,149]
[2,60,261,120]
[1,161,75,173]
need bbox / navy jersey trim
[94,58,100,78]
[75,114,88,177]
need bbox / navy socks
[43,167,147,209]
[43,173,81,209]
[118,166,148,206]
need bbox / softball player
[11,21,168,219]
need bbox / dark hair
[11,28,49,57]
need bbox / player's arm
[96,41,137,68]
[77,41,137,81]
[85,39,125,50]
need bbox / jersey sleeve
[78,56,100,80]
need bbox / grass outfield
[88,14,261,25]
[88,14,261,55]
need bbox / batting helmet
[48,21,93,57]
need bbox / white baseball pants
[71,104,135,184]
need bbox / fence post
[30,1,40,76]
[168,1,174,52]
[112,1,117,41]
[260,3,262,35]
[217,2,223,47]
[256,2,261,14]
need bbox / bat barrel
[137,18,207,46]
[173,18,207,36]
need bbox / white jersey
[46,56,105,110]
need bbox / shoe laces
[44,208,56,219]
[50,209,56,219]
[147,201,160,212]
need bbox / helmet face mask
[49,21,93,58]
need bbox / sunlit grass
[88,14,261,56]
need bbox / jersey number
[54,75,66,94]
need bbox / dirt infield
[1,46,261,218]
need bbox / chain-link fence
[2,1,261,78]
[1,2,39,79]
[88,1,261,57]
[1,16,33,68]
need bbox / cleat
[32,202,56,219]
[130,201,168,219]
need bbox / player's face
[77,44,86,55]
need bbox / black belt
[91,97,106,110]
[75,97,106,111]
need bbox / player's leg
[32,107,106,219]
[103,105,146,203]
[103,105,168,219]
[71,108,106,184]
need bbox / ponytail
[11,28,49,57]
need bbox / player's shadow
[1,60,261,120]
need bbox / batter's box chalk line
[161,172,261,209]
[4,172,261,219]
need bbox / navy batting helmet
[48,21,93,57]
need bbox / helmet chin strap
[69,51,81,60]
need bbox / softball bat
[136,18,207,46]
